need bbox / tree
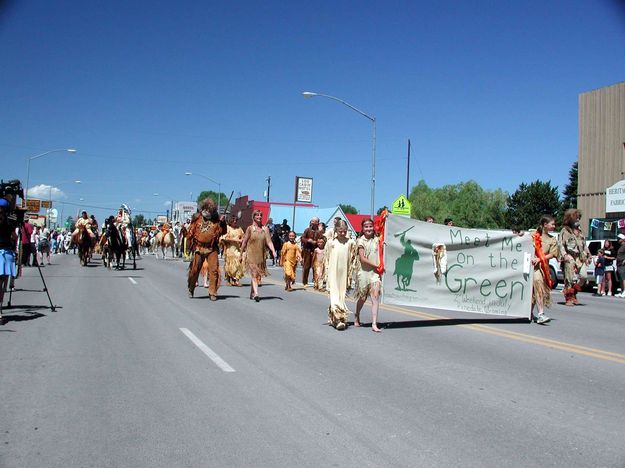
[408,180,508,228]
[561,161,578,211]
[133,214,146,226]
[339,204,358,215]
[196,190,228,209]
[505,180,561,230]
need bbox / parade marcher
[241,209,276,302]
[186,198,227,300]
[280,231,301,291]
[312,237,326,291]
[324,219,357,330]
[219,216,245,286]
[325,217,342,241]
[558,208,588,306]
[354,218,383,332]
[300,216,321,287]
[0,198,18,324]
[531,215,557,324]
[279,219,291,243]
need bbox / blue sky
[1,0,624,222]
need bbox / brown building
[578,81,625,239]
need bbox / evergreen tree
[505,180,561,230]
[561,161,578,210]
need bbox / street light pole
[303,91,376,216]
[184,172,222,213]
[25,148,77,201]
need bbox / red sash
[374,210,388,275]
[532,231,553,288]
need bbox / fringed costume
[355,235,381,300]
[220,225,245,286]
[532,231,558,310]
[280,241,301,285]
[312,246,325,290]
[244,225,272,281]
[324,236,357,330]
[187,213,227,299]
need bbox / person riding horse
[72,211,95,244]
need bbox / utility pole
[266,176,271,203]
[406,139,411,198]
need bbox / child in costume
[280,231,301,291]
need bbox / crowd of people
[183,199,383,331]
[3,191,624,330]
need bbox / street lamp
[25,148,77,201]
[185,172,222,213]
[303,91,376,217]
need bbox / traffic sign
[391,195,412,217]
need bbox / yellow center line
[264,274,625,365]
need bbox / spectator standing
[602,240,616,296]
[594,249,606,296]
[38,228,51,265]
[30,226,40,266]
[615,234,625,297]
[20,217,34,266]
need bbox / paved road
[2,253,625,467]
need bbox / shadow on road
[382,317,530,329]
[193,295,240,300]
[1,312,47,325]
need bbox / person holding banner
[531,215,557,324]
[354,219,382,332]
[324,220,357,330]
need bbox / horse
[155,230,175,259]
[77,228,92,266]
[104,222,127,270]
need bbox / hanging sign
[295,176,313,203]
[606,180,625,213]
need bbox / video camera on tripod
[1,179,57,313]
[0,179,27,227]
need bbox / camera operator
[0,198,18,323]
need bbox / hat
[0,198,9,207]
[618,234,625,241]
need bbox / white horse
[155,231,175,259]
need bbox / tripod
[5,226,56,312]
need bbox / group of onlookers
[19,220,74,267]
[593,237,625,297]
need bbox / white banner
[382,215,533,318]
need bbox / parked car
[545,237,609,290]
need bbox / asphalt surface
[1,252,625,467]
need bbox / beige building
[578,81,625,239]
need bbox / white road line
[128,277,137,285]
[179,328,236,373]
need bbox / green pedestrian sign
[392,195,412,217]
